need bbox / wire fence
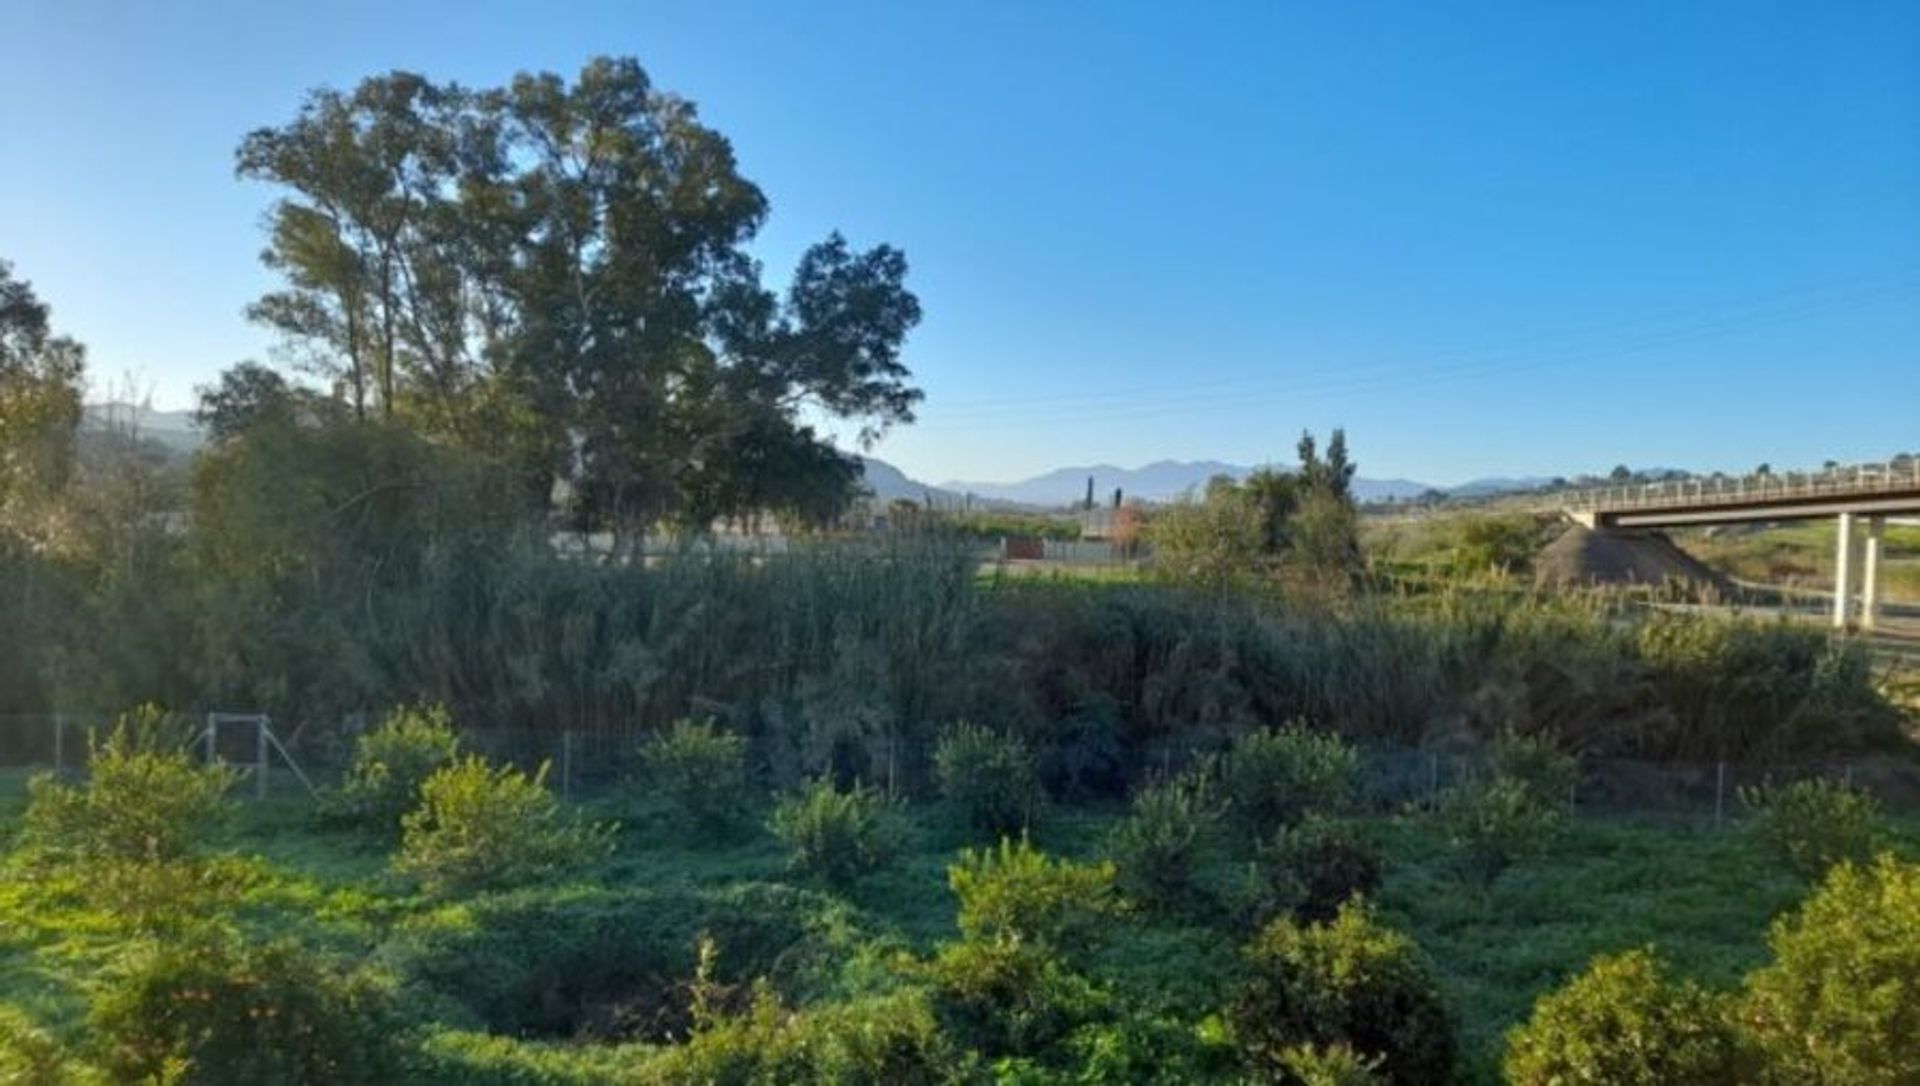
[4,713,1919,826]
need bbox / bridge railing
[1558,459,1920,515]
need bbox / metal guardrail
[1557,460,1920,515]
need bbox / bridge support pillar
[1832,512,1856,629]
[1861,516,1884,630]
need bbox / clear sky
[2,1,1916,487]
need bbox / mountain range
[938,460,1439,506]
[74,403,1564,508]
[82,403,203,454]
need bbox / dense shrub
[646,986,960,1085]
[1449,514,1542,577]
[1218,724,1359,841]
[1253,816,1383,925]
[1488,731,1578,807]
[1433,775,1560,885]
[1741,854,1920,1084]
[1044,1011,1240,1086]
[1145,486,1265,590]
[0,1004,86,1085]
[934,723,1041,836]
[1230,899,1455,1086]
[1739,777,1885,879]
[387,883,857,1044]
[24,707,236,865]
[395,756,615,894]
[951,837,1118,953]
[924,839,1120,1061]
[769,779,904,888]
[1504,948,1751,1085]
[412,1028,647,1086]
[1107,768,1222,911]
[1634,614,1894,760]
[1033,697,1128,800]
[89,937,402,1085]
[641,719,751,837]
[926,933,1107,1060]
[17,708,244,934]
[1278,1043,1388,1086]
[327,702,460,832]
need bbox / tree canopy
[0,260,86,519]
[236,56,921,537]
[1147,429,1362,588]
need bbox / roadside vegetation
[1680,519,1920,603]
[1,711,1915,1084]
[2,51,1917,1086]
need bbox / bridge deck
[1562,463,1920,528]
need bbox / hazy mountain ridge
[73,404,1617,508]
[941,460,1438,506]
[82,403,203,454]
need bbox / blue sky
[2,1,1915,486]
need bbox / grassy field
[1677,521,1920,603]
[3,766,1909,1083]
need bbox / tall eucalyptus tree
[239,57,921,539]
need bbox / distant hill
[855,457,976,508]
[83,403,203,454]
[942,460,1436,507]
[70,406,1584,511]
[1446,475,1557,498]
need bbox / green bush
[1229,899,1455,1086]
[89,937,401,1085]
[412,1028,646,1086]
[1449,514,1541,577]
[640,718,751,837]
[1218,724,1358,841]
[925,933,1106,1060]
[1634,614,1895,760]
[934,723,1041,837]
[950,837,1117,953]
[1107,768,1222,911]
[1741,854,1920,1084]
[327,702,461,832]
[395,756,615,894]
[769,778,904,888]
[24,707,237,865]
[1504,948,1751,1085]
[646,985,960,1085]
[1049,1011,1240,1085]
[1433,774,1560,885]
[927,838,1119,1061]
[1488,731,1578,807]
[974,1011,1237,1084]
[1739,777,1885,879]
[1279,1043,1388,1086]
[0,1004,93,1085]
[1254,815,1383,925]
[386,884,850,1043]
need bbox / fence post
[256,718,270,800]
[52,712,64,774]
[1428,752,1440,805]
[561,730,574,802]
[206,714,218,766]
[1714,761,1726,829]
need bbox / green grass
[1,771,1912,1083]
[1681,521,1920,603]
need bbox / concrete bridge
[1556,461,1920,630]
